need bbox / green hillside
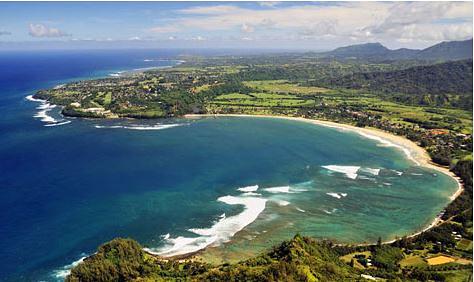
[66,236,362,282]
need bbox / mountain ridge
[324,39,473,61]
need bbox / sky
[0,1,472,50]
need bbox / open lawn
[244,80,331,95]
[215,93,253,100]
[400,254,427,268]
[211,98,315,107]
[456,239,473,251]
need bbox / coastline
[55,112,466,275]
[185,113,464,245]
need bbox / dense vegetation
[67,236,363,281]
[317,60,473,110]
[68,232,473,281]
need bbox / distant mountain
[328,42,393,58]
[324,39,473,61]
[417,39,473,61]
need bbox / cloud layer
[2,2,471,50]
[149,2,472,47]
[29,24,70,38]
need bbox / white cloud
[128,36,141,41]
[28,23,69,37]
[149,26,180,33]
[179,5,241,15]
[300,20,338,37]
[397,23,473,42]
[367,2,471,35]
[175,3,386,31]
[155,2,472,46]
[259,2,282,8]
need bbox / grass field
[211,99,315,107]
[215,93,253,100]
[207,80,473,135]
[444,269,473,282]
[456,239,473,251]
[427,255,456,265]
[243,80,331,95]
[194,84,212,93]
[400,254,428,268]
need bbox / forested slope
[317,59,473,109]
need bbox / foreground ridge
[68,229,473,282]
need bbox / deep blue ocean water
[0,50,458,281]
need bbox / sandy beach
[185,113,464,243]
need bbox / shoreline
[184,113,464,246]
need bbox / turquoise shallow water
[4,114,458,281]
[0,51,459,281]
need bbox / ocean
[0,50,458,281]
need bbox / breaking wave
[360,167,380,176]
[94,124,184,130]
[322,165,360,179]
[357,132,420,165]
[44,121,71,127]
[264,186,292,193]
[146,195,267,257]
[52,255,87,279]
[237,185,259,192]
[326,192,347,199]
[322,208,338,214]
[26,95,71,126]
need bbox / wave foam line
[95,124,184,130]
[52,255,87,279]
[44,120,71,127]
[242,192,262,196]
[264,186,292,193]
[27,95,68,125]
[322,165,360,179]
[360,167,380,176]
[326,192,347,199]
[25,95,45,102]
[147,195,267,257]
[237,185,259,192]
[322,208,338,214]
[357,132,420,166]
[392,170,403,176]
